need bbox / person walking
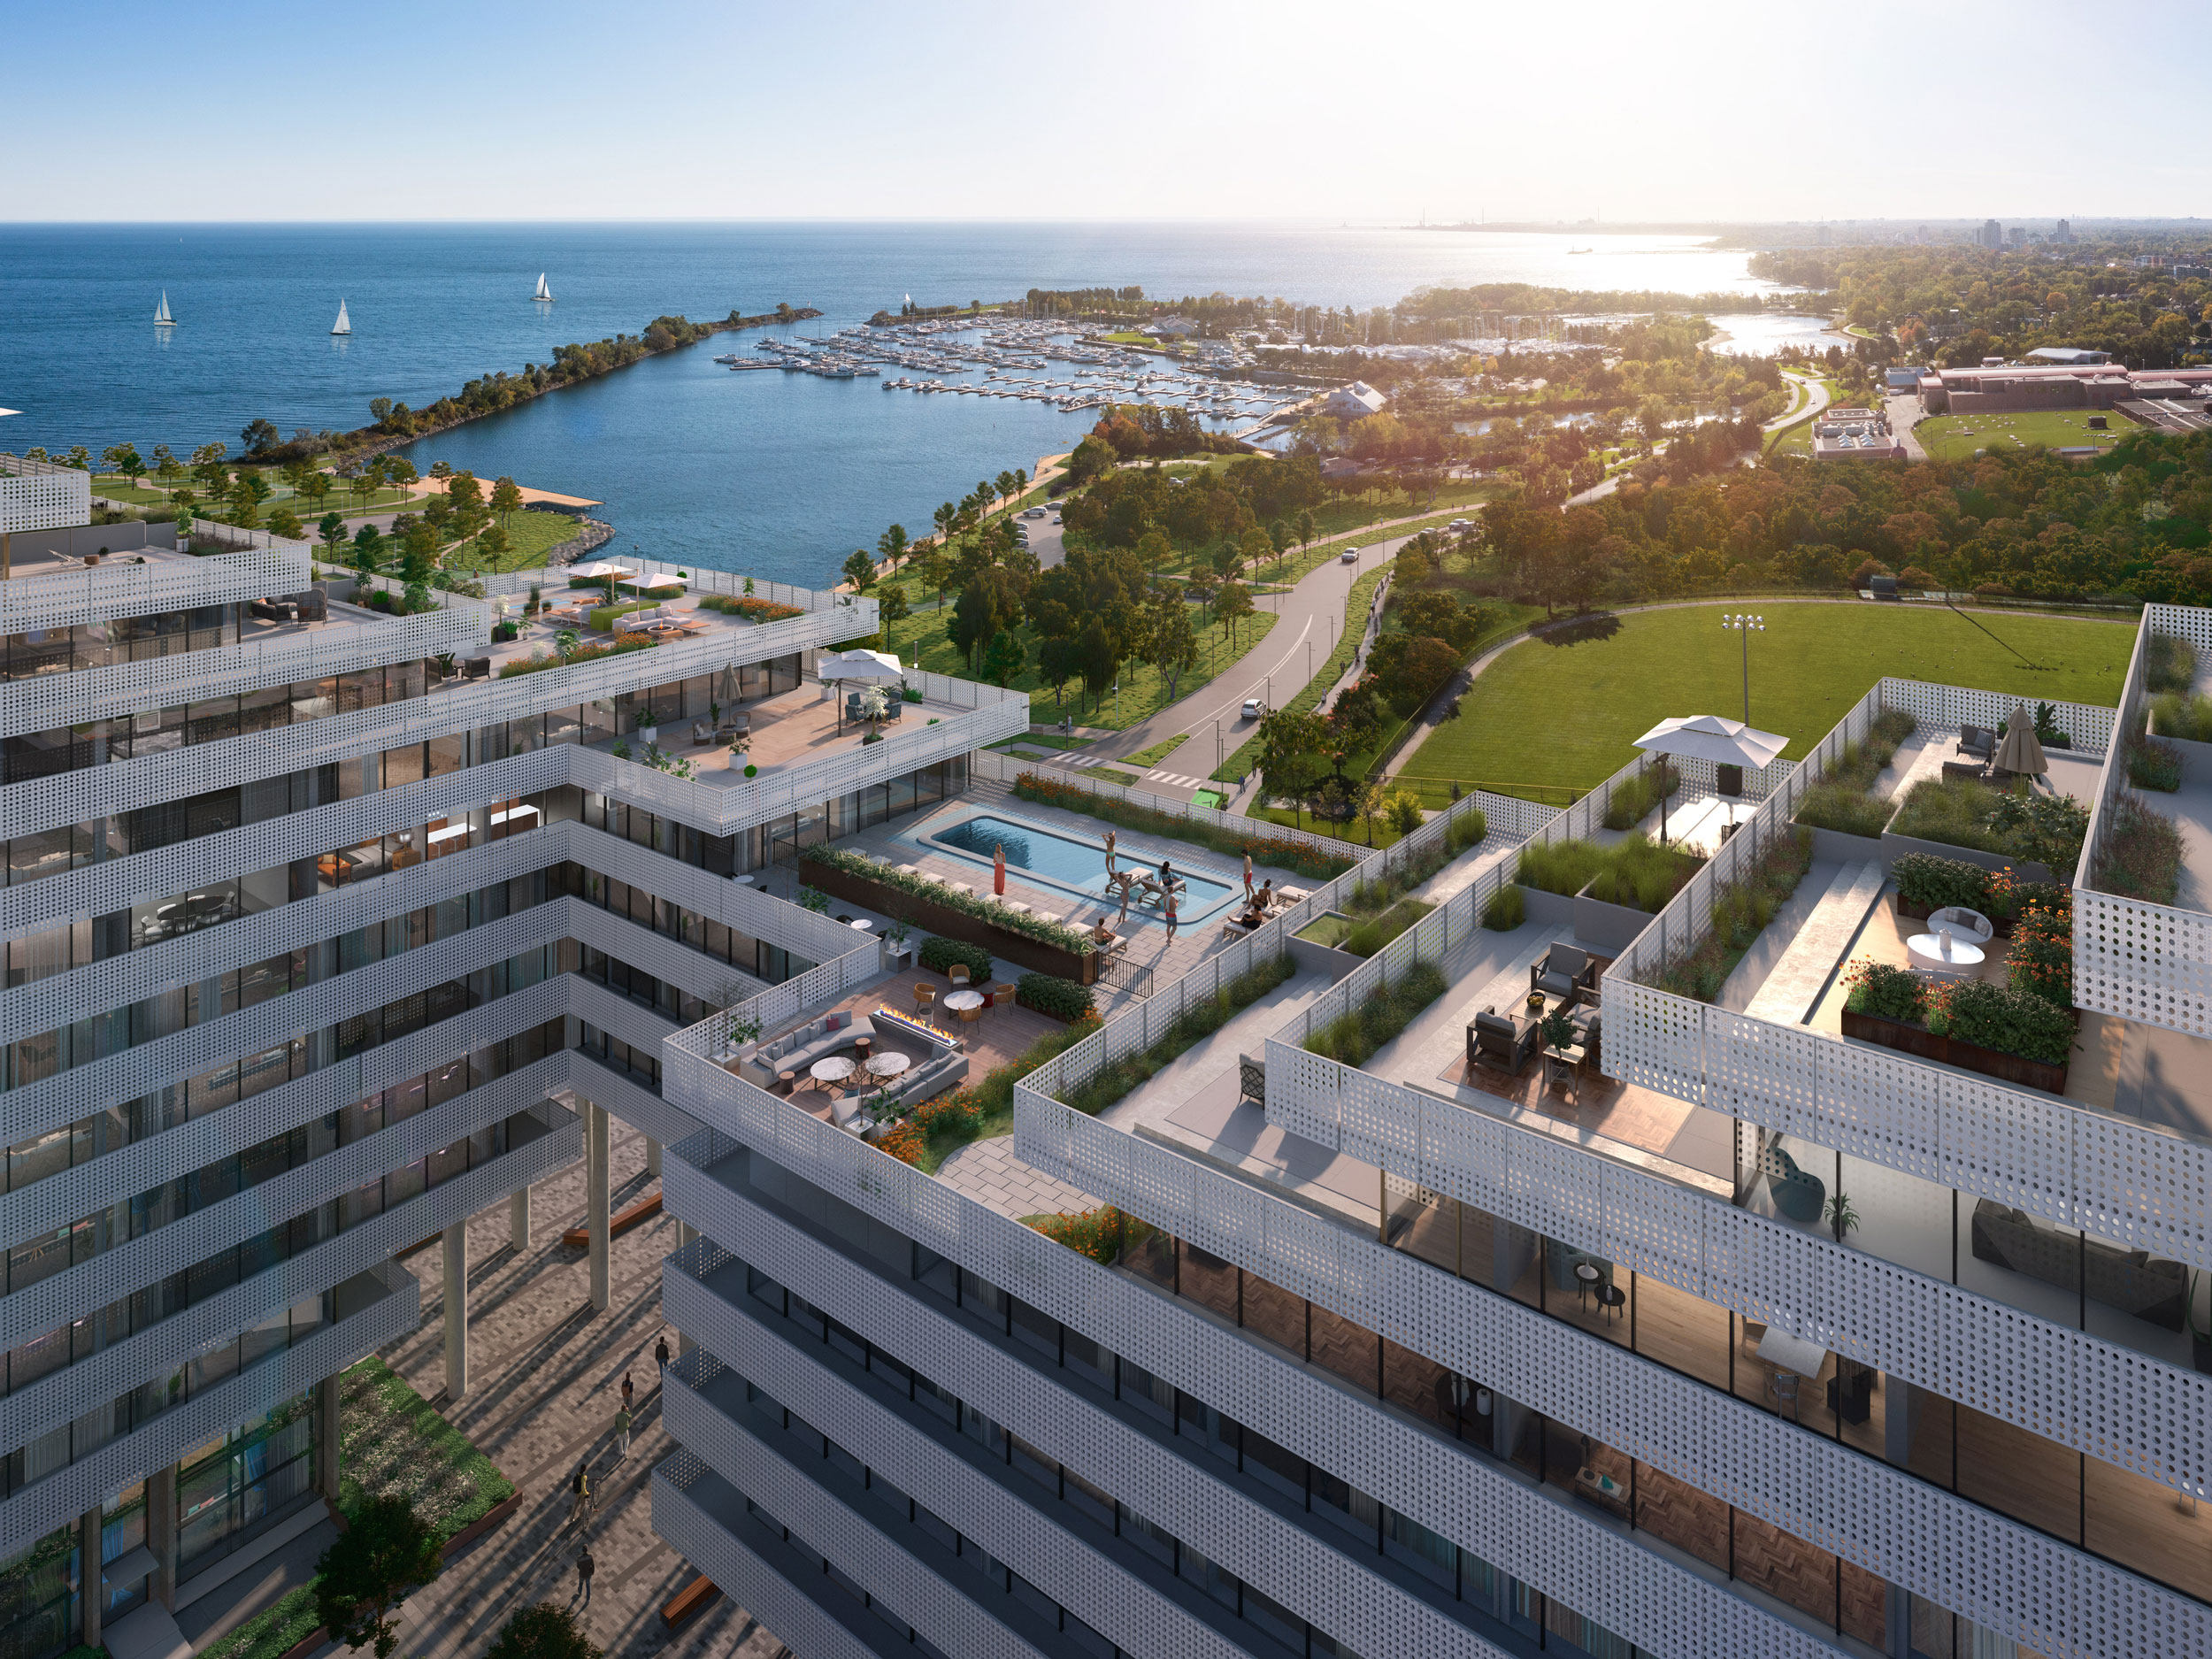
[1241,847,1254,902]
[614,1405,634,1461]
[620,1371,635,1413]
[576,1547,595,1607]
[1165,887,1179,942]
[655,1335,672,1377]
[570,1466,592,1527]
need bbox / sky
[6,0,2211,225]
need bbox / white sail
[331,299,351,336]
[154,290,173,326]
[534,273,552,301]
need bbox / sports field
[1394,602,2133,801]
[1914,409,2131,463]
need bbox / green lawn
[92,473,419,516]
[448,508,584,572]
[1913,409,2132,464]
[883,599,1277,730]
[1396,602,2133,801]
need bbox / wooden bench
[661,1575,721,1629]
[561,1192,664,1249]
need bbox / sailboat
[330,300,351,336]
[533,273,553,303]
[154,290,174,326]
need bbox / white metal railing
[0,539,312,636]
[2073,603,2212,1037]
[0,455,93,541]
[484,560,856,618]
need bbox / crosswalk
[1147,770,1211,789]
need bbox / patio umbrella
[820,649,905,731]
[623,571,687,594]
[1993,704,2048,778]
[1632,714,1790,840]
[569,561,632,580]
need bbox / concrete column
[79,1509,102,1649]
[672,1219,697,1356]
[148,1463,177,1611]
[510,1183,532,1252]
[646,1137,663,1179]
[588,1103,611,1311]
[316,1376,342,1499]
[442,1221,469,1399]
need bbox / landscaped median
[199,1356,518,1659]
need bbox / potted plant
[718,1010,763,1064]
[1826,1192,1859,1244]
[879,918,914,970]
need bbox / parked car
[1340,545,1361,565]
[1025,507,1047,518]
[1241,697,1266,721]
[1049,514,1062,525]
[1448,518,1471,534]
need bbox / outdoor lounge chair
[1956,725,1996,763]
[1531,944,1595,1003]
[1468,1006,1540,1075]
[1760,1143,1827,1225]
[1941,757,1987,782]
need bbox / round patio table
[1907,932,1985,969]
[942,990,985,1014]
[809,1056,856,1090]
[867,1052,912,1079]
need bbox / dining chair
[960,1003,983,1027]
[949,964,972,987]
[912,982,936,1017]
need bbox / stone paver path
[378,1105,788,1659]
[934,1134,1099,1218]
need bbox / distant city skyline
[5,0,2211,225]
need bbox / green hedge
[920,936,995,978]
[809,849,1094,955]
[1892,853,1988,912]
[1017,972,1094,1021]
[587,599,654,632]
[1482,886,1525,930]
[1302,959,1448,1068]
[196,1585,321,1659]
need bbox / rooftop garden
[806,845,1095,956]
[878,1013,1101,1172]
[1302,958,1448,1069]
[1601,761,1679,832]
[1517,833,1701,914]
[1647,827,1816,1002]
[1886,774,2089,872]
[2145,632,2196,696]
[2091,795,2184,904]
[1061,952,1296,1116]
[1792,709,1917,837]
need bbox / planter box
[1840,1008,2069,1094]
[1571,884,1658,956]
[800,856,1097,984]
[1880,829,2051,887]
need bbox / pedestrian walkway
[1145,768,1213,791]
[375,1110,788,1659]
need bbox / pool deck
[921,809,1242,926]
[833,778,1340,1009]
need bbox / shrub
[1060,955,1294,1116]
[919,936,995,979]
[2008,895,2074,1010]
[1649,827,1814,1002]
[1985,868,2067,923]
[1011,770,1355,881]
[1580,833,1701,913]
[809,850,1094,955]
[1483,885,1525,930]
[496,635,656,678]
[2145,632,2197,696]
[1939,979,2075,1067]
[1302,959,1448,1069]
[1981,789,2089,873]
[697,591,806,623]
[1886,775,2008,856]
[1842,958,1924,1023]
[587,599,654,632]
[1791,709,1916,836]
[1602,762,1679,832]
[1445,805,1488,854]
[1017,972,1094,1022]
[2129,735,2184,792]
[2092,795,2183,903]
[877,1120,925,1165]
[1893,853,1989,913]
[1517,838,1607,896]
[2149,691,2212,743]
[1344,897,1433,957]
[1022,1205,1126,1264]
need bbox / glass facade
[176,1394,318,1575]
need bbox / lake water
[1,222,1769,588]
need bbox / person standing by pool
[1103,829,1117,875]
[1242,847,1254,902]
[993,843,1006,896]
[1165,887,1179,941]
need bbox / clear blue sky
[6,0,2209,224]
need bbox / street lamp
[1721,613,1764,724]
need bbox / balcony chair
[1759,1142,1827,1225]
[1468,1007,1540,1075]
[1530,943,1595,1003]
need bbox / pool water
[926,811,1238,926]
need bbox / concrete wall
[8,521,153,560]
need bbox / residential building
[1978,219,2004,249]
[640,599,2212,1659]
[0,455,1030,1659]
[1323,381,1388,421]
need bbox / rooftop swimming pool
[924,810,1239,927]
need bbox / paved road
[1884,392,1930,461]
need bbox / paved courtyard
[380,1111,787,1659]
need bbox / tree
[488,1603,601,1659]
[490,476,525,526]
[980,627,1025,687]
[1384,787,1425,839]
[1013,467,1028,498]
[932,502,956,549]
[1038,634,1082,709]
[919,545,952,610]
[1077,616,1119,710]
[299,472,331,516]
[266,506,304,541]
[227,476,261,529]
[103,443,144,486]
[1256,708,1332,826]
[995,469,1021,507]
[877,523,909,572]
[319,512,348,560]
[315,1494,442,1659]
[428,460,454,483]
[949,579,1004,672]
[352,523,384,580]
[241,419,280,457]
[1296,508,1317,560]
[1239,525,1273,577]
[400,521,436,583]
[385,457,419,489]
[1140,589,1198,701]
[841,549,878,593]
[475,522,510,567]
[1213,579,1255,654]
[876,582,910,626]
[421,495,453,544]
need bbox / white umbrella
[624,571,687,592]
[1632,714,1789,840]
[570,560,633,580]
[821,648,904,681]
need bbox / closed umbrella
[1993,705,2048,779]
[1632,714,1790,841]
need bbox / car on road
[1340,545,1360,565]
[1049,514,1062,525]
[1241,697,1266,721]
[1024,507,1046,518]
[1448,518,1471,534]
